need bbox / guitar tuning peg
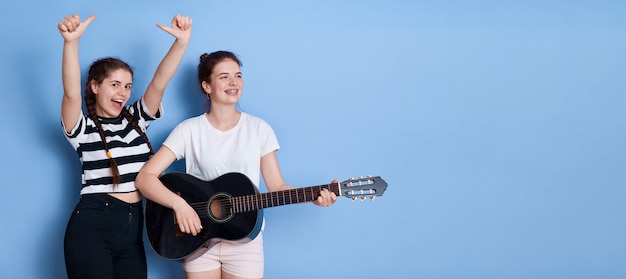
[351,197,356,201]
[360,196,366,201]
[370,196,376,202]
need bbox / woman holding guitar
[135,51,337,279]
[58,14,191,278]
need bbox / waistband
[80,193,142,211]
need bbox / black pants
[64,194,147,279]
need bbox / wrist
[171,195,186,210]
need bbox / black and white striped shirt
[62,98,162,195]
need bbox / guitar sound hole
[208,193,233,223]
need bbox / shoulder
[176,114,205,127]
[165,114,206,143]
[241,112,271,128]
[240,112,277,139]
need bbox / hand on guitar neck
[312,179,338,207]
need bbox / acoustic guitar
[145,172,387,259]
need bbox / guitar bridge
[173,215,182,236]
[174,192,182,237]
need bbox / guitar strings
[183,183,339,216]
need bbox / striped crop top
[62,98,162,195]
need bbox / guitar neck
[231,183,340,213]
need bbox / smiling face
[91,68,133,118]
[202,59,243,107]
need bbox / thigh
[186,269,221,279]
[183,245,221,273]
[220,234,264,278]
[64,202,114,279]
[113,198,147,279]
[184,266,259,279]
[113,243,147,279]
[184,234,264,278]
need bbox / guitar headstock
[339,176,387,201]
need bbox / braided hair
[84,57,154,186]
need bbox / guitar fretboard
[230,183,340,213]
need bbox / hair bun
[199,53,210,62]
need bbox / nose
[228,76,238,86]
[119,87,130,97]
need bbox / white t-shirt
[162,112,279,188]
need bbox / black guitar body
[145,172,263,260]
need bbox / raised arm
[58,14,95,133]
[142,15,193,116]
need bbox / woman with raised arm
[58,14,191,278]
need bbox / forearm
[61,40,81,100]
[136,171,186,210]
[267,183,295,192]
[60,40,82,130]
[143,39,189,114]
[149,39,188,91]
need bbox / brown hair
[197,51,242,112]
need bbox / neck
[206,107,240,131]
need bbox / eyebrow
[110,80,133,85]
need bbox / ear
[90,80,98,94]
[201,81,211,94]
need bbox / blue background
[1,1,625,278]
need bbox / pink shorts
[183,232,264,278]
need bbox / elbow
[135,169,149,191]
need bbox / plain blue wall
[2,1,626,278]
